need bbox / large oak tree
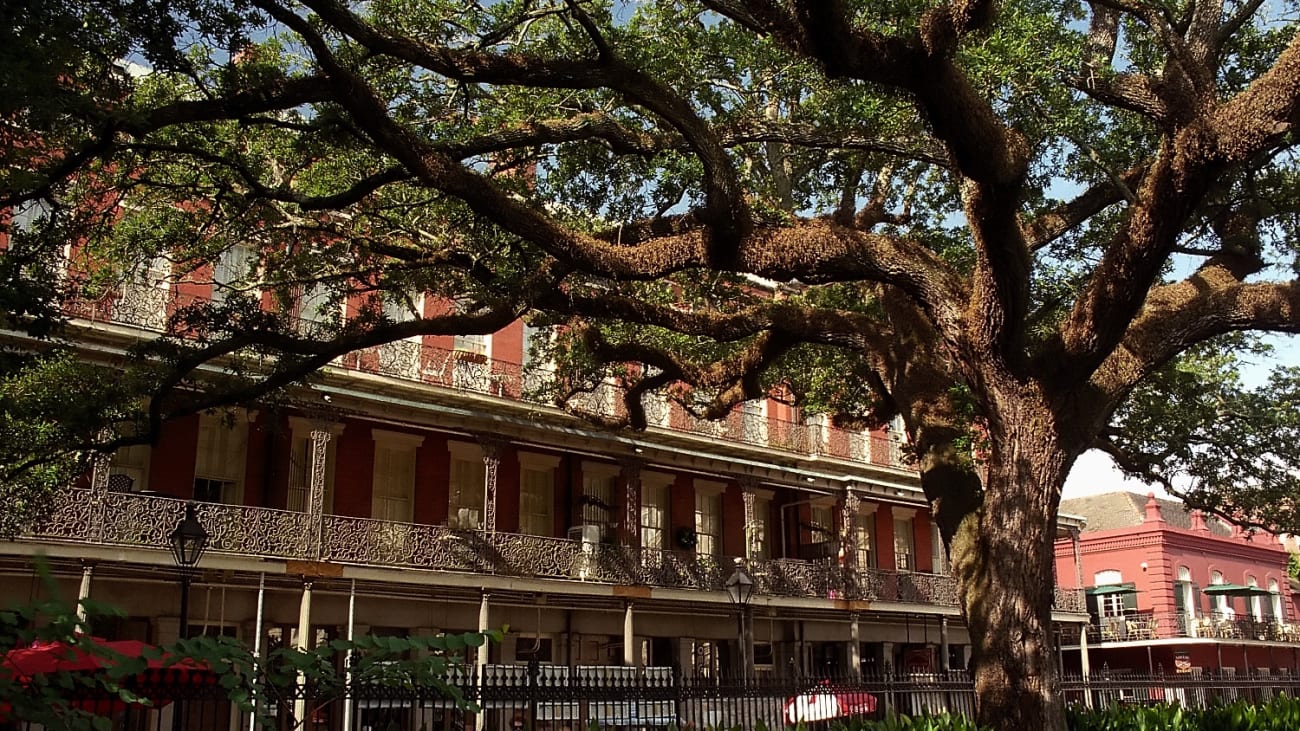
[4,0,1300,728]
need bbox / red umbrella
[1,638,209,720]
[783,685,878,723]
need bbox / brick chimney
[1190,509,1209,533]
[1143,492,1165,523]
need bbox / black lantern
[169,503,209,568]
[724,560,755,606]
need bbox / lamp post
[168,503,207,731]
[724,558,755,683]
[169,502,210,640]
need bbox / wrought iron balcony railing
[65,293,911,471]
[21,487,986,608]
[1056,610,1300,645]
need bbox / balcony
[63,297,912,472]
[1058,611,1300,645]
[21,488,965,608]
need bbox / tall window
[893,515,916,571]
[930,521,946,575]
[115,255,171,329]
[581,465,618,538]
[212,243,253,304]
[854,510,877,569]
[809,504,834,546]
[1175,566,1196,621]
[1247,576,1263,621]
[449,447,486,530]
[1270,579,1284,621]
[695,485,723,556]
[640,481,668,551]
[298,281,339,327]
[1094,570,1127,618]
[453,333,488,356]
[371,430,421,522]
[194,413,248,504]
[108,444,151,493]
[1210,571,1231,618]
[741,400,768,445]
[287,419,338,513]
[520,459,556,536]
[749,495,772,560]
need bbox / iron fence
[8,666,1300,731]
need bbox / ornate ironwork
[740,480,758,560]
[307,429,331,559]
[480,438,501,533]
[840,491,860,570]
[1054,586,1086,614]
[110,282,170,330]
[621,459,641,550]
[374,340,422,379]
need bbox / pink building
[1055,491,1300,676]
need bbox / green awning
[1203,584,1272,597]
[1085,584,1138,597]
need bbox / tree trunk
[948,406,1072,731]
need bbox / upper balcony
[12,487,1094,614]
[1059,611,1300,646]
[63,291,912,474]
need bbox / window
[298,281,340,330]
[1247,576,1263,622]
[854,510,877,569]
[640,481,668,551]
[107,444,151,493]
[515,637,553,663]
[453,333,488,356]
[287,423,339,513]
[1175,566,1196,621]
[212,243,253,304]
[1270,579,1284,621]
[372,446,415,522]
[749,495,772,560]
[809,505,834,544]
[930,521,946,575]
[893,515,915,572]
[520,465,555,537]
[581,465,617,538]
[694,485,723,556]
[1210,571,1232,618]
[741,400,768,445]
[194,413,247,504]
[449,445,485,529]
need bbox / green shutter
[1121,582,1138,612]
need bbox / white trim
[694,479,727,497]
[288,416,346,437]
[448,440,484,460]
[518,451,562,470]
[583,461,622,480]
[641,471,675,489]
[371,428,425,448]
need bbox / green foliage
[1,564,493,729]
[1065,696,1300,731]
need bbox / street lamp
[169,503,209,640]
[725,559,755,683]
[168,503,207,731]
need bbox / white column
[623,602,636,666]
[340,579,357,731]
[939,617,950,671]
[848,613,861,677]
[475,592,491,731]
[293,582,313,725]
[76,565,94,623]
[477,592,491,666]
[248,574,266,731]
